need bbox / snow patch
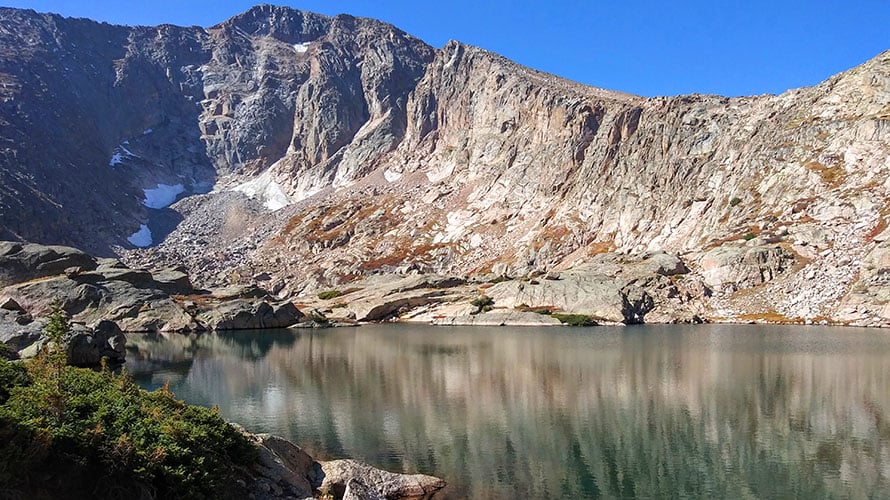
[127,224,152,247]
[383,169,402,182]
[142,128,153,135]
[232,169,290,211]
[443,46,459,68]
[109,144,137,167]
[294,42,311,53]
[143,183,185,209]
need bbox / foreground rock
[246,432,446,500]
[319,460,446,500]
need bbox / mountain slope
[1,5,890,325]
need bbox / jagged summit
[0,5,889,326]
[212,4,331,43]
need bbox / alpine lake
[128,324,890,499]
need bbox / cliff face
[2,5,890,324]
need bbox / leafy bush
[0,357,256,499]
[317,290,343,300]
[470,295,494,314]
[552,313,597,326]
[729,197,742,207]
[0,342,15,363]
[309,310,331,326]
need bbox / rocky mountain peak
[213,4,330,44]
[1,6,889,326]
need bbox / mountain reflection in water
[128,324,890,499]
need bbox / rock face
[1,6,890,325]
[699,244,796,292]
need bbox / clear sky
[2,1,888,97]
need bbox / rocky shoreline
[3,239,889,368]
[245,431,445,499]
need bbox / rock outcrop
[0,241,312,360]
[0,6,889,325]
[198,300,304,330]
[245,431,445,500]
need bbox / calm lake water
[128,324,890,499]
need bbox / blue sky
[2,1,888,97]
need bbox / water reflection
[128,324,890,499]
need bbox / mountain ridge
[1,5,889,326]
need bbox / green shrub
[552,313,597,326]
[0,357,256,499]
[0,341,14,361]
[743,232,757,241]
[317,290,343,300]
[309,311,331,326]
[729,197,742,207]
[470,295,494,314]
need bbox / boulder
[3,276,106,316]
[242,430,445,500]
[486,273,651,324]
[699,244,795,292]
[321,274,468,322]
[0,310,43,352]
[343,479,385,500]
[0,241,98,287]
[318,459,445,500]
[625,252,689,277]
[249,433,316,498]
[66,320,127,366]
[198,300,304,330]
[148,268,195,294]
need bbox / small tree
[41,301,72,422]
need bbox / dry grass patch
[804,159,846,188]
